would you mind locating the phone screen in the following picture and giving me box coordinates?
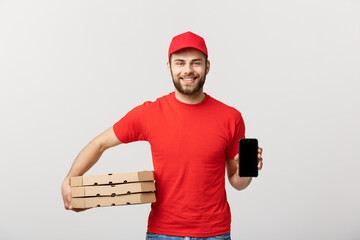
[239,138,258,177]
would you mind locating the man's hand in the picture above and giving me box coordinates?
[61,177,88,212]
[227,147,263,190]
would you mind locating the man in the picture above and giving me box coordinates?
[61,31,263,240]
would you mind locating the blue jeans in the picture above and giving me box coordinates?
[146,232,231,240]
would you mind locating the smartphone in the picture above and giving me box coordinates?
[239,138,258,177]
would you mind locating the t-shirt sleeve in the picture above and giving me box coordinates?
[113,105,148,143]
[226,112,245,160]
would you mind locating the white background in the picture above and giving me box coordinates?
[0,0,359,239]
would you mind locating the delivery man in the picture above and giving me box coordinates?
[61,31,263,240]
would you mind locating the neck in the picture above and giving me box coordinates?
[174,89,206,104]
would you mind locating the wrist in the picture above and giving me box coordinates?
[63,176,71,185]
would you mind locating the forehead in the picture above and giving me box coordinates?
[171,48,205,61]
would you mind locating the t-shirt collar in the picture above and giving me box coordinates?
[170,91,210,109]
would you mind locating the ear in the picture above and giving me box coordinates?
[167,61,171,75]
[205,59,210,75]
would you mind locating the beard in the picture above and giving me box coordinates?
[170,67,207,96]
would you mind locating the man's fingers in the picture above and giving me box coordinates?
[62,191,71,210]
[258,159,263,170]
[72,208,89,212]
[258,147,263,171]
[64,198,71,210]
[258,146,263,171]
[258,147,263,160]
[62,178,74,210]
[66,188,73,209]
[65,202,70,210]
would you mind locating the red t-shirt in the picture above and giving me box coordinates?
[113,92,245,237]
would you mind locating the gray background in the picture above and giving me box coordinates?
[0,0,359,239]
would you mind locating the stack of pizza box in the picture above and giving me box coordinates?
[71,171,156,209]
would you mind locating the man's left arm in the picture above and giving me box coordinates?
[226,147,263,191]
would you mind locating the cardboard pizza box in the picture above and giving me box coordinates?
[71,192,156,208]
[71,171,155,187]
[72,181,156,197]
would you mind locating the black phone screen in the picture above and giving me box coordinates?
[239,138,258,177]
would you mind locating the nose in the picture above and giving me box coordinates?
[183,63,194,75]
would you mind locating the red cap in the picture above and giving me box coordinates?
[168,31,208,60]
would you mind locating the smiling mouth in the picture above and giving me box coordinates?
[181,77,197,84]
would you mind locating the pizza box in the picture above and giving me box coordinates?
[72,181,156,197]
[71,171,154,187]
[71,192,156,208]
